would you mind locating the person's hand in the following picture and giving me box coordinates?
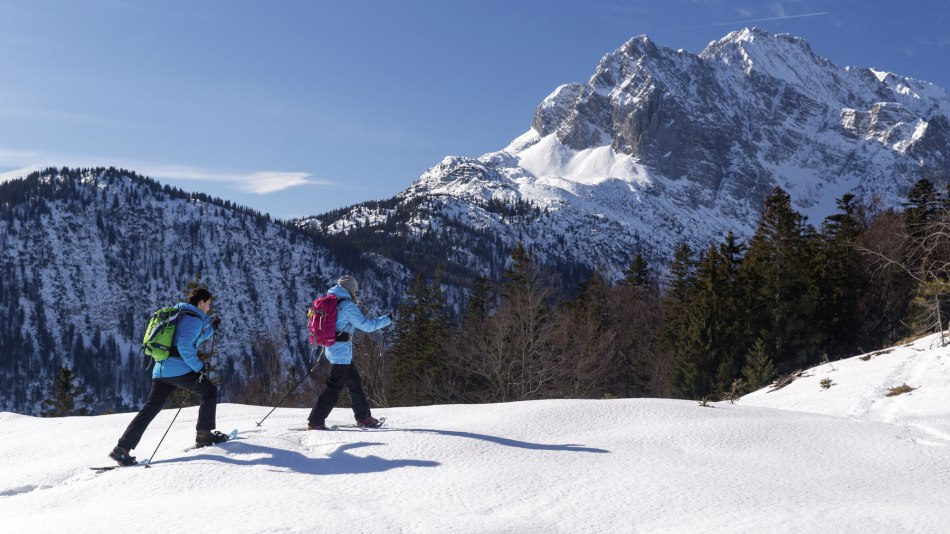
[201,361,212,374]
[210,315,222,331]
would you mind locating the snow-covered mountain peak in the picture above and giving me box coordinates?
[617,33,659,58]
[701,27,835,89]
[309,29,950,282]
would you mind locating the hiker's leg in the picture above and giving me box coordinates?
[117,379,175,451]
[307,363,349,425]
[164,372,219,431]
[345,363,371,420]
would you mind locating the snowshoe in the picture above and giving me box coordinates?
[357,416,383,429]
[195,430,232,448]
[109,446,137,467]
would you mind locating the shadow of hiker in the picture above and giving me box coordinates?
[400,428,609,453]
[156,440,439,475]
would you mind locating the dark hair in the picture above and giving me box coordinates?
[187,288,213,306]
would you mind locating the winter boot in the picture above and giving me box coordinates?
[307,422,329,431]
[357,416,382,428]
[109,446,137,467]
[195,430,231,448]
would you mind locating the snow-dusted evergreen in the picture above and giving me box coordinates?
[302,28,950,280]
[0,168,409,414]
[1,332,948,532]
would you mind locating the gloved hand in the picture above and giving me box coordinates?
[210,315,222,331]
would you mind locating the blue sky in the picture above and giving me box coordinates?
[1,0,948,219]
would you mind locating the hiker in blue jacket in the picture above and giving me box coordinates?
[109,288,230,466]
[307,275,392,430]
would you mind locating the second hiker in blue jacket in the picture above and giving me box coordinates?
[307,275,392,430]
[109,287,231,466]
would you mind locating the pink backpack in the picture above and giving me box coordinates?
[308,295,343,347]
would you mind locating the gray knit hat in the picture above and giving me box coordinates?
[337,275,360,302]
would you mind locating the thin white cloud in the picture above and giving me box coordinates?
[660,11,829,32]
[738,8,754,17]
[127,165,332,195]
[0,164,44,183]
[0,147,328,194]
[0,148,38,162]
[241,171,323,194]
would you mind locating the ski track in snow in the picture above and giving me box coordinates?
[2,333,950,533]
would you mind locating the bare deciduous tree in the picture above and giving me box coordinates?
[858,208,950,346]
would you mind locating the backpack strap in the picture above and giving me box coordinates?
[168,308,203,358]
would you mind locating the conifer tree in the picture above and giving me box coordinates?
[622,253,651,288]
[816,193,866,357]
[659,242,695,397]
[389,271,449,406]
[905,179,939,234]
[464,275,495,323]
[741,338,776,392]
[41,365,92,417]
[673,235,746,399]
[673,246,718,399]
[740,187,820,372]
[712,233,748,392]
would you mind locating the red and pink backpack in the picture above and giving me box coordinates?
[308,295,344,346]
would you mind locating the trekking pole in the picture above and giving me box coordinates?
[255,345,324,427]
[144,334,216,468]
[367,331,386,405]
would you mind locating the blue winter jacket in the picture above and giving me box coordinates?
[324,285,391,365]
[152,303,216,379]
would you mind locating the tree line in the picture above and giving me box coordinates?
[36,177,950,414]
[363,181,948,405]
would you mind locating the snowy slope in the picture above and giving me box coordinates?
[742,331,950,447]
[2,334,950,534]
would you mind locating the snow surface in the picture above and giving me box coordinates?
[2,334,950,533]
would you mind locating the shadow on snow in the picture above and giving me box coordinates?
[149,426,607,475]
[397,428,609,453]
[156,440,439,475]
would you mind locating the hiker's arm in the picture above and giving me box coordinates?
[347,303,392,333]
[175,317,206,373]
[196,322,214,345]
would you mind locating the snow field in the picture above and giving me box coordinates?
[1,385,949,533]
[2,333,950,533]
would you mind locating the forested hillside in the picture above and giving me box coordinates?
[378,183,947,404]
[0,167,409,414]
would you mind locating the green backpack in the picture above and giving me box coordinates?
[142,306,198,361]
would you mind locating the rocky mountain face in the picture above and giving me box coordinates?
[302,28,950,282]
[0,168,409,414]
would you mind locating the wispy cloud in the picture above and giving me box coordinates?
[140,165,330,194]
[0,147,327,194]
[0,164,44,182]
[0,104,139,129]
[659,11,829,32]
[0,148,41,165]
[592,2,651,16]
